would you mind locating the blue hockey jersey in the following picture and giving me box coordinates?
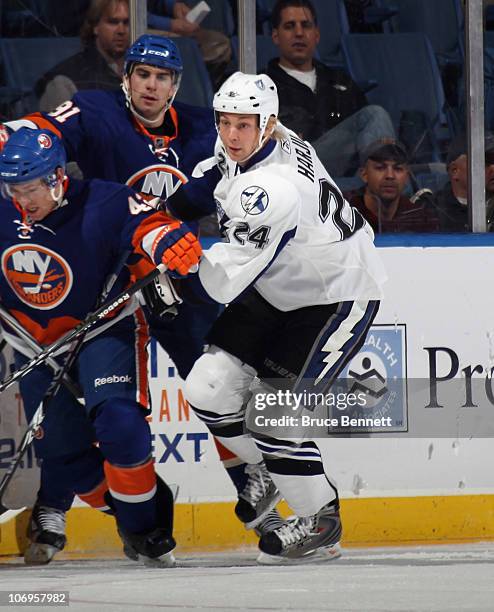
[0,178,175,347]
[9,90,216,209]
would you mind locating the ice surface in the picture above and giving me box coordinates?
[1,543,493,611]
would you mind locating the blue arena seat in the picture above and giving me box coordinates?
[200,0,235,37]
[375,0,464,67]
[342,32,452,161]
[0,37,81,115]
[173,37,213,108]
[311,0,349,69]
[231,34,279,72]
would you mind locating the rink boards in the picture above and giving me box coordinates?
[1,243,494,555]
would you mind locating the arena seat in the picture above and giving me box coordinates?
[341,32,452,161]
[173,37,214,108]
[0,37,81,115]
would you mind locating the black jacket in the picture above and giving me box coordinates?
[35,45,122,100]
[266,57,366,142]
[432,182,470,232]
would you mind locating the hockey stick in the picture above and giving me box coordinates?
[0,304,83,400]
[0,263,166,394]
[0,253,146,500]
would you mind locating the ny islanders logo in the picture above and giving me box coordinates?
[332,324,408,432]
[37,132,53,149]
[2,244,73,310]
[240,186,269,215]
[126,164,188,207]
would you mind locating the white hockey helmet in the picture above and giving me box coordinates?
[213,72,279,161]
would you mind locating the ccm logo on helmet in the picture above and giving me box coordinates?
[148,49,170,57]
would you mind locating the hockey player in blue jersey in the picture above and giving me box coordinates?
[0,35,272,562]
[0,127,202,566]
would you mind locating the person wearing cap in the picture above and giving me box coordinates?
[432,133,494,232]
[345,138,440,233]
[266,0,395,178]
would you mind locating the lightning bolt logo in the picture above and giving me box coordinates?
[315,303,367,385]
[240,186,269,216]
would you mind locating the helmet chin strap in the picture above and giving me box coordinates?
[49,180,65,207]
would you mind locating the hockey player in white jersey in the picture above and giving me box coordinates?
[180,72,387,563]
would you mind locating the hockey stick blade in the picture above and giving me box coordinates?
[0,263,166,394]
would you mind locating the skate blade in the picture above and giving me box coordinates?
[24,543,61,565]
[243,492,283,530]
[256,543,342,566]
[122,544,139,561]
[138,550,176,568]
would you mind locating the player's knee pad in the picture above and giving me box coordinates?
[93,398,152,465]
[185,345,256,428]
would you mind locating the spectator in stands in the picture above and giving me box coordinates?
[35,0,130,112]
[266,0,395,178]
[147,0,231,88]
[345,138,440,233]
[432,133,494,232]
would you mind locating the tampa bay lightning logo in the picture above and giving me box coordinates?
[255,79,265,91]
[240,186,269,216]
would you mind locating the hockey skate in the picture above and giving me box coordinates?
[235,462,282,529]
[118,526,176,567]
[110,474,176,565]
[24,504,67,565]
[256,501,342,565]
[254,508,286,537]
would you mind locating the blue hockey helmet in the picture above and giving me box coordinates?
[124,35,183,76]
[0,128,66,185]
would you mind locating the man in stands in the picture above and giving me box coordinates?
[432,133,494,232]
[36,0,130,112]
[345,139,440,233]
[266,0,395,178]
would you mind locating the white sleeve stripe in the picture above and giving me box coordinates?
[141,226,166,260]
[109,484,157,504]
[5,119,38,131]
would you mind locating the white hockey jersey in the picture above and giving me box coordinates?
[194,124,387,311]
